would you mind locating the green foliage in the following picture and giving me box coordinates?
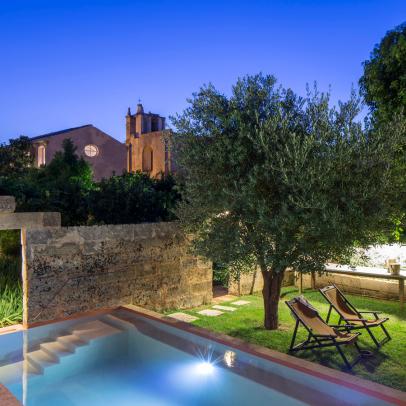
[0,136,33,177]
[0,138,94,226]
[172,73,404,327]
[360,23,406,241]
[88,172,180,225]
[212,263,229,287]
[0,230,20,257]
[0,257,22,327]
[360,22,406,121]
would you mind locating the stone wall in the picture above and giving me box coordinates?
[297,272,401,300]
[24,222,212,325]
[228,269,295,295]
[0,196,60,230]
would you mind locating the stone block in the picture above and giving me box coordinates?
[0,196,16,213]
[0,212,61,230]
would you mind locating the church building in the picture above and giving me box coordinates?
[31,125,127,181]
[126,103,172,177]
[30,103,171,181]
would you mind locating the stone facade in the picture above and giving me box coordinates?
[126,104,172,177]
[30,125,127,181]
[24,222,212,325]
[228,269,295,295]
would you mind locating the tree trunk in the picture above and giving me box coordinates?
[261,267,285,330]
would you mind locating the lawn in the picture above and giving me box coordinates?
[0,257,23,328]
[173,287,406,392]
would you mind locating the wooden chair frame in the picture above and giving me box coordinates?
[320,284,391,348]
[286,298,362,370]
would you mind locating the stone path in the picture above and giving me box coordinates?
[212,305,237,312]
[167,312,199,322]
[231,300,251,306]
[197,309,224,316]
[212,294,238,304]
[167,296,252,323]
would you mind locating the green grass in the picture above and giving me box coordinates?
[171,287,406,392]
[0,257,23,328]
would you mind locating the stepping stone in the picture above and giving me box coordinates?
[212,305,237,312]
[231,300,251,306]
[212,294,238,304]
[197,309,223,317]
[167,312,199,322]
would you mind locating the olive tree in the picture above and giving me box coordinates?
[172,74,404,330]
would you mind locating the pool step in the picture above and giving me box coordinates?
[0,319,125,383]
[26,320,123,375]
[0,360,42,384]
[56,333,88,351]
[40,340,75,357]
[71,320,123,341]
[27,349,58,373]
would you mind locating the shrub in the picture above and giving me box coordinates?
[0,257,22,327]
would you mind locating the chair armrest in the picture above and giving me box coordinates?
[358,311,380,320]
[330,324,355,329]
[358,311,381,314]
[314,333,337,338]
[346,318,368,322]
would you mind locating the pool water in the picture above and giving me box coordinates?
[0,309,393,405]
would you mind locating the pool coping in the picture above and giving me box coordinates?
[0,324,23,336]
[0,384,20,406]
[1,305,405,405]
[120,304,406,406]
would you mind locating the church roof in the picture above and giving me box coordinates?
[30,124,93,141]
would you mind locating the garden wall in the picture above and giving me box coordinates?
[297,272,400,300]
[24,222,212,325]
[228,269,294,295]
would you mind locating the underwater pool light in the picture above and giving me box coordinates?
[196,361,215,375]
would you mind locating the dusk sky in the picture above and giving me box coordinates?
[1,0,405,143]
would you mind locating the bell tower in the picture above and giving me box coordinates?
[125,103,168,177]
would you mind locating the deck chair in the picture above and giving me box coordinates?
[320,285,390,348]
[286,296,362,369]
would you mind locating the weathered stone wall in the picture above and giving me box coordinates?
[0,196,60,230]
[0,212,61,230]
[228,269,295,295]
[24,222,212,325]
[297,272,401,300]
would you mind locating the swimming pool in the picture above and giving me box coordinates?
[0,307,404,405]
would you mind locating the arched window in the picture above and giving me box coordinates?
[38,145,46,166]
[142,146,153,173]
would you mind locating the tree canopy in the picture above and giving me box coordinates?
[172,74,405,329]
[0,136,33,177]
[88,172,179,225]
[360,22,406,121]
[0,139,94,226]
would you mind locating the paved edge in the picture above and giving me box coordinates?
[0,384,21,406]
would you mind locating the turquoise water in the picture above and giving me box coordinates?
[0,310,392,405]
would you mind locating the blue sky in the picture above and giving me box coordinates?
[0,0,405,143]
